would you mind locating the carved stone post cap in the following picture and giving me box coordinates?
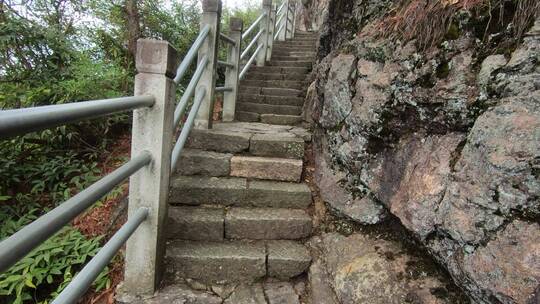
[230,18,244,31]
[203,0,222,12]
[136,39,179,78]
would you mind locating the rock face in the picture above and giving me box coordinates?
[308,233,468,304]
[301,0,540,302]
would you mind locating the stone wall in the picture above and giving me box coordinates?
[300,0,540,302]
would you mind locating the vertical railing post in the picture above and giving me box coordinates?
[222,18,243,122]
[256,0,272,67]
[121,39,178,297]
[286,1,294,40]
[278,0,289,41]
[266,4,277,62]
[291,1,297,38]
[194,0,221,130]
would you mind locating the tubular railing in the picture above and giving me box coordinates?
[0,0,300,302]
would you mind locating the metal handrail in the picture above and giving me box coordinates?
[0,96,155,140]
[239,44,264,80]
[51,207,149,304]
[171,87,207,171]
[0,152,152,273]
[219,33,236,45]
[276,2,286,15]
[276,13,285,28]
[274,24,285,40]
[241,29,265,60]
[174,25,211,84]
[242,12,267,40]
[217,60,234,68]
[173,55,209,128]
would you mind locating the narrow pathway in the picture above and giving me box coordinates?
[131,31,318,303]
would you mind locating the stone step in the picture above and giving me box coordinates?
[250,132,305,158]
[240,79,305,90]
[239,86,304,97]
[239,93,305,106]
[249,66,309,74]
[271,55,314,62]
[268,61,312,68]
[168,206,312,241]
[230,155,302,182]
[273,45,315,51]
[236,111,260,122]
[237,102,302,116]
[261,114,303,125]
[169,176,312,208]
[244,72,307,81]
[166,240,311,283]
[175,149,231,177]
[272,51,316,58]
[275,41,315,46]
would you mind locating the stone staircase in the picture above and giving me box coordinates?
[161,32,318,293]
[236,32,317,126]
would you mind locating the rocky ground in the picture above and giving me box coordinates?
[298,0,539,303]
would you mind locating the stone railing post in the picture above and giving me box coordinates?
[278,0,289,41]
[194,0,221,129]
[266,4,277,62]
[291,1,297,38]
[122,39,178,297]
[286,1,294,40]
[222,18,243,122]
[256,0,272,66]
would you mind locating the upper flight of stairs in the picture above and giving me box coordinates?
[159,32,317,292]
[236,32,317,125]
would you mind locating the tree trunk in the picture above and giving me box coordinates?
[125,0,140,61]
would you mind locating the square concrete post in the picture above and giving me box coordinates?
[122,39,178,297]
[286,2,294,40]
[266,4,277,62]
[194,0,221,129]
[256,0,272,67]
[222,18,243,122]
[278,0,289,41]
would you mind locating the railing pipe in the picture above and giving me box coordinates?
[173,55,209,128]
[0,96,154,140]
[241,29,265,60]
[276,1,286,15]
[51,207,149,304]
[239,44,264,80]
[173,25,210,84]
[171,87,207,172]
[241,12,267,40]
[219,33,236,45]
[274,24,285,40]
[0,152,151,274]
[217,60,234,68]
[278,0,289,41]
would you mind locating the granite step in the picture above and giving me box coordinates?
[240,80,305,90]
[243,72,307,81]
[273,46,315,52]
[239,86,304,97]
[260,114,303,125]
[230,155,303,182]
[166,240,311,283]
[271,55,314,62]
[168,206,312,241]
[237,102,302,116]
[236,111,260,122]
[248,66,310,74]
[268,61,312,68]
[169,176,312,208]
[175,149,232,177]
[275,40,315,46]
[238,94,305,106]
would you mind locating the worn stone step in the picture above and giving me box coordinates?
[236,111,260,122]
[271,55,314,62]
[250,132,305,159]
[267,240,312,279]
[168,206,225,241]
[175,149,232,177]
[268,61,313,68]
[166,240,311,283]
[166,240,266,283]
[238,102,302,116]
[168,206,311,241]
[239,86,304,97]
[226,208,312,240]
[169,176,312,208]
[274,43,315,48]
[186,129,251,153]
[273,46,315,52]
[239,94,304,106]
[230,155,303,182]
[275,41,315,46]
[244,72,307,81]
[240,79,305,90]
[249,66,309,74]
[261,114,303,125]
